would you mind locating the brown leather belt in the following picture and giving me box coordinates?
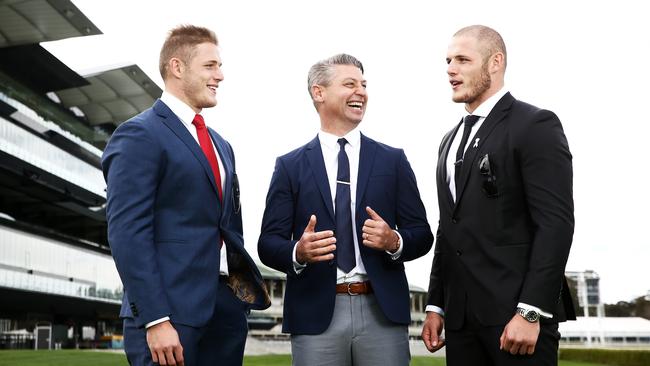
[335,281,373,295]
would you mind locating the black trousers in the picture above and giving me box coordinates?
[123,280,249,366]
[445,305,560,366]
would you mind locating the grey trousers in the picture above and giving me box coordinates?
[291,293,410,366]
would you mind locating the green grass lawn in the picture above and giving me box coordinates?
[0,350,127,366]
[246,356,441,365]
[0,350,610,366]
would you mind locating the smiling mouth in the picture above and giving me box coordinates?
[207,85,218,93]
[347,101,363,110]
[450,80,462,88]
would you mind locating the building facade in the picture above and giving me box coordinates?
[0,0,160,349]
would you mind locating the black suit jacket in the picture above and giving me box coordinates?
[427,93,576,330]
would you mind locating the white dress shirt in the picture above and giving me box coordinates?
[292,128,403,284]
[146,92,229,328]
[428,88,552,319]
[446,88,507,202]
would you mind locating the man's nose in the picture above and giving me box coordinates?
[447,62,457,76]
[214,67,224,82]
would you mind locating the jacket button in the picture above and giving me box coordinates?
[456,250,462,256]
[452,218,458,224]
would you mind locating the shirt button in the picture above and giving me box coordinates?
[456,250,462,256]
[452,218,458,224]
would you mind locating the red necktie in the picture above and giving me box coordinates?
[192,114,223,202]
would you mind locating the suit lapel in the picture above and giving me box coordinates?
[439,123,461,211]
[154,100,222,202]
[454,93,514,209]
[356,133,377,213]
[305,136,335,222]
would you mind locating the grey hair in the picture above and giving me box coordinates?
[307,53,364,101]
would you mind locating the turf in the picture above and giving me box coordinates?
[0,350,611,366]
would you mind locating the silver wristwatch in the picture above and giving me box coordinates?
[516,307,540,323]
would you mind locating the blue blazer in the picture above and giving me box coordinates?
[102,99,269,329]
[258,134,433,335]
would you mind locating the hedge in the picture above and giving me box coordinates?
[559,348,650,366]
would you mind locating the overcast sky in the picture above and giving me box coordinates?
[44,0,650,304]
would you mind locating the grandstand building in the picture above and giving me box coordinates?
[0,0,160,349]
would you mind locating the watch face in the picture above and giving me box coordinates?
[525,310,540,322]
[518,307,540,322]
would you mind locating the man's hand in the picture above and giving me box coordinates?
[499,313,540,355]
[296,215,336,264]
[421,311,446,353]
[362,207,399,252]
[146,321,184,366]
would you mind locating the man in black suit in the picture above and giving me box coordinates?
[421,25,576,366]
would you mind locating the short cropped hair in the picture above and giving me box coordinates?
[454,25,507,69]
[159,25,218,80]
[307,53,364,101]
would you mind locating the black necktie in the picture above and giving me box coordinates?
[454,115,480,193]
[335,138,355,272]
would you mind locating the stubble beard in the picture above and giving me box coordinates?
[453,63,491,105]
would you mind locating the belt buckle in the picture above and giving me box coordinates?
[347,282,359,296]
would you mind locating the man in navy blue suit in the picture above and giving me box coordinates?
[102,25,269,366]
[258,54,433,365]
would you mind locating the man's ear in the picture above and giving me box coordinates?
[489,52,504,74]
[169,57,184,79]
[311,84,325,103]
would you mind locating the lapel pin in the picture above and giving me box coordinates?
[473,137,480,148]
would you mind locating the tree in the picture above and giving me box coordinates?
[604,297,650,319]
[605,301,633,317]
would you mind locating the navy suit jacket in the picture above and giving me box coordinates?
[258,133,433,335]
[102,99,269,329]
[427,93,576,330]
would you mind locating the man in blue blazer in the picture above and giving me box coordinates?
[258,54,433,366]
[102,25,269,366]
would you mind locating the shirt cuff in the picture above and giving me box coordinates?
[425,305,445,317]
[518,302,553,319]
[145,316,170,329]
[292,242,306,274]
[385,230,404,260]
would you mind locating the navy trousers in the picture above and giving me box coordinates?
[123,280,249,366]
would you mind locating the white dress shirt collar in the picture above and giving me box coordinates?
[160,91,198,128]
[467,87,508,118]
[318,127,361,150]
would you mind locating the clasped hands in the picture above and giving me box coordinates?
[296,206,399,264]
